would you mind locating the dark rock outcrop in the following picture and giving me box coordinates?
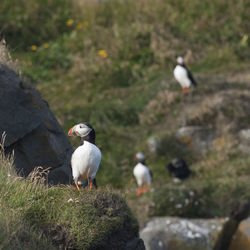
[214,200,250,250]
[229,217,250,250]
[0,64,73,184]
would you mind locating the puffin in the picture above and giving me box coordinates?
[166,158,191,180]
[68,122,101,191]
[173,56,197,94]
[133,152,152,196]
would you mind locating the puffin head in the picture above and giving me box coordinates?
[134,152,146,164]
[68,122,96,143]
[177,56,185,65]
[171,158,185,169]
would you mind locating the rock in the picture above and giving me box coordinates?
[140,217,228,250]
[0,64,73,184]
[176,126,216,153]
[125,238,145,250]
[238,129,250,154]
[229,217,250,250]
[147,136,161,154]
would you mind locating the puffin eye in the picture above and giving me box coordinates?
[79,125,83,128]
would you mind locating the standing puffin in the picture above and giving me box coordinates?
[68,122,101,191]
[173,56,197,94]
[166,158,191,180]
[133,152,152,196]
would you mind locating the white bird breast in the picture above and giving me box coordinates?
[71,141,101,181]
[174,65,192,88]
[133,163,151,187]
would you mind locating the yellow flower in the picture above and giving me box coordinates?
[83,21,89,27]
[76,23,83,30]
[240,34,248,47]
[98,50,108,58]
[66,19,74,26]
[43,43,49,49]
[30,45,37,51]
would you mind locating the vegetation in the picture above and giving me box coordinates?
[0,135,138,249]
[0,0,250,235]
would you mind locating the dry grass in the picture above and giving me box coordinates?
[0,40,18,71]
[183,90,250,130]
[139,89,178,125]
[27,166,51,185]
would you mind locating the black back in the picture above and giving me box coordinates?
[80,122,96,144]
[182,64,197,87]
[137,158,153,180]
[166,158,191,179]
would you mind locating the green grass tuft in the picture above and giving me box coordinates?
[0,136,138,249]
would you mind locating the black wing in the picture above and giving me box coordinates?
[187,68,197,87]
[166,163,175,175]
[149,169,153,180]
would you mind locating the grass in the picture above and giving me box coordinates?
[126,144,250,225]
[0,135,139,249]
[0,0,250,231]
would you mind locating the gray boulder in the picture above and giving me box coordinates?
[147,136,161,154]
[238,129,250,154]
[0,64,73,184]
[140,217,228,250]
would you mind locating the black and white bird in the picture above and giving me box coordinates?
[133,152,152,196]
[68,122,101,191]
[173,56,197,94]
[166,158,190,180]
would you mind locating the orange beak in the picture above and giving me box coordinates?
[68,126,77,136]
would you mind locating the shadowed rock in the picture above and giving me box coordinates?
[0,64,73,184]
[229,217,250,250]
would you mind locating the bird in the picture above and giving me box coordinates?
[166,158,191,180]
[133,152,152,196]
[173,56,197,94]
[68,122,101,191]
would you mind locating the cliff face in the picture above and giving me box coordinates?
[0,64,73,184]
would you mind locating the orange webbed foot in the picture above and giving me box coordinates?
[182,87,190,94]
[75,181,80,191]
[89,180,93,191]
[142,186,150,193]
[136,187,143,196]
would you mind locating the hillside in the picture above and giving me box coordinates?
[0,136,141,249]
[1,0,250,229]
